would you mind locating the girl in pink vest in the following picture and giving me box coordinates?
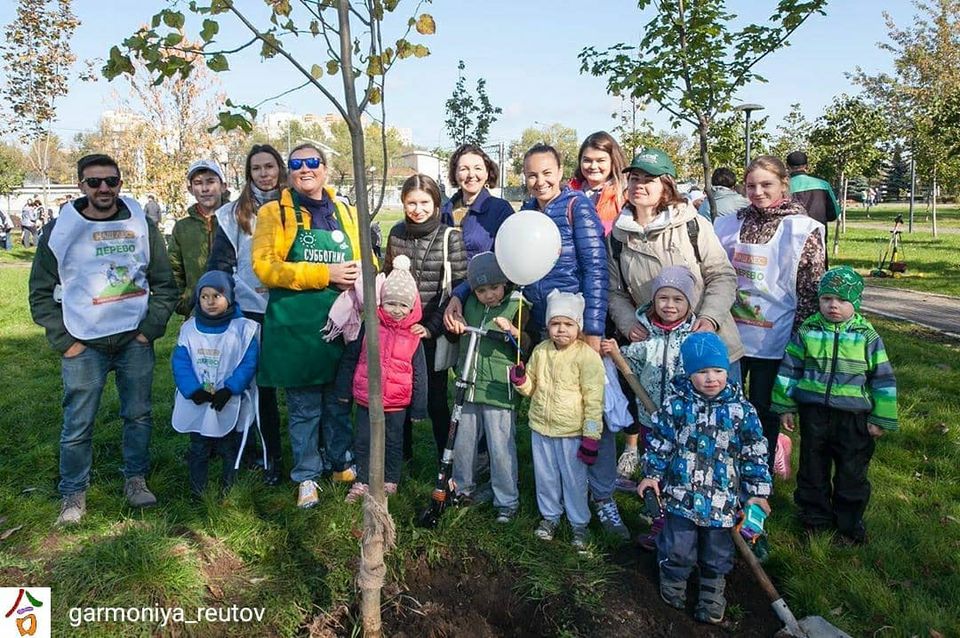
[343,256,428,502]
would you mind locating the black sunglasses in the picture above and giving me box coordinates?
[82,176,121,188]
[288,157,323,171]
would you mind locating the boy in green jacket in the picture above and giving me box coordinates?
[450,252,528,523]
[772,266,897,545]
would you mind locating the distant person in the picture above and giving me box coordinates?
[0,208,13,250]
[699,167,749,220]
[144,195,162,226]
[170,160,225,317]
[28,153,178,526]
[20,199,39,248]
[786,151,839,248]
[685,187,706,211]
[772,267,898,545]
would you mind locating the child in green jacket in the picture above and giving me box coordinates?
[772,266,897,545]
[450,252,528,523]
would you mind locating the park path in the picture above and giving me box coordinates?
[862,285,960,338]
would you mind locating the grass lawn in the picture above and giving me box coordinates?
[831,224,960,296]
[1,254,958,636]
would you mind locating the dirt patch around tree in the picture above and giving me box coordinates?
[379,545,784,637]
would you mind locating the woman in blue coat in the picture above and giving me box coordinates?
[440,143,514,261]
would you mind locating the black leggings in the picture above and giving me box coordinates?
[403,338,451,459]
[740,356,782,473]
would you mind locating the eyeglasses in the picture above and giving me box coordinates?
[82,176,121,188]
[288,157,323,171]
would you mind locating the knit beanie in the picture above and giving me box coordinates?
[818,266,864,310]
[194,270,236,323]
[381,255,418,309]
[680,332,729,373]
[468,251,508,289]
[546,289,585,328]
[651,265,699,308]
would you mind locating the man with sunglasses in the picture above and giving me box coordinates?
[169,159,226,317]
[28,154,178,526]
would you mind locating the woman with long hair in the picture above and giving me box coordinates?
[208,144,286,485]
[714,155,825,472]
[568,131,627,236]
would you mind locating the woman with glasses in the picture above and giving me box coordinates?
[208,144,286,485]
[252,142,368,509]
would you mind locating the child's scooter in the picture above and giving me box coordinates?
[417,325,486,528]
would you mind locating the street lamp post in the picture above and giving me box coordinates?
[734,103,765,169]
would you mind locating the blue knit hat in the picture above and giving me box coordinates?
[194,270,235,322]
[680,332,729,373]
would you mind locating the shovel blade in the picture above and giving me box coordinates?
[798,616,853,638]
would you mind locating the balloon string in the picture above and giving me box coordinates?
[516,287,523,366]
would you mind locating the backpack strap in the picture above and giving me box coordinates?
[608,233,627,292]
[686,218,702,263]
[440,226,459,298]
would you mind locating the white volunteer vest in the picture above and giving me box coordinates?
[715,214,823,359]
[172,316,259,438]
[215,202,268,314]
[47,196,150,340]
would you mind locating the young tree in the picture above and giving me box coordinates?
[807,94,887,254]
[852,0,960,236]
[707,111,771,173]
[443,59,503,147]
[611,95,655,158]
[508,123,579,180]
[0,0,79,203]
[883,142,911,201]
[579,0,827,219]
[105,3,434,635]
[769,102,812,162]
[0,143,27,197]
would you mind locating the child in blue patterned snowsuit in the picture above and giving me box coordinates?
[637,332,771,625]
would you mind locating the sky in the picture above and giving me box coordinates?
[0,0,919,151]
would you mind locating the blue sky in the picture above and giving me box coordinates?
[1,0,916,149]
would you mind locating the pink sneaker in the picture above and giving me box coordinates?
[774,434,793,479]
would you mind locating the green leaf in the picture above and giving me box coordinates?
[367,55,384,76]
[310,63,323,79]
[164,32,184,47]
[310,20,319,36]
[368,87,382,105]
[151,13,162,28]
[413,44,430,58]
[210,0,230,14]
[200,19,219,42]
[326,60,339,75]
[207,53,229,72]
[102,46,134,80]
[162,10,185,29]
[415,13,436,35]
[261,33,280,59]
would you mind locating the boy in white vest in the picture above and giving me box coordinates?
[172,271,260,496]
[29,153,179,526]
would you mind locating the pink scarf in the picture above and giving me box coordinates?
[322,272,384,343]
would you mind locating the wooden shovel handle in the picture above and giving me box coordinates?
[607,348,658,415]
[732,527,782,602]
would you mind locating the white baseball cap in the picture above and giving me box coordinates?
[186,159,225,183]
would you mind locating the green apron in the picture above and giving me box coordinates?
[259,194,353,388]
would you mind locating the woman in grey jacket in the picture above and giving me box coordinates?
[605,148,742,488]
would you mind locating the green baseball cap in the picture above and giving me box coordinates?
[623,148,676,178]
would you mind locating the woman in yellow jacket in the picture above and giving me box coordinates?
[511,291,605,552]
[251,143,369,509]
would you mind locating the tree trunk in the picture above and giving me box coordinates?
[337,3,394,636]
[932,167,938,238]
[832,170,846,257]
[697,118,715,221]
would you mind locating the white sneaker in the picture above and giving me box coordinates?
[297,480,321,509]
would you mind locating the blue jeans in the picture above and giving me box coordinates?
[286,383,353,482]
[59,340,155,496]
[1,232,11,250]
[657,513,735,581]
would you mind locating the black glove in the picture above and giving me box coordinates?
[189,389,213,405]
[210,388,233,411]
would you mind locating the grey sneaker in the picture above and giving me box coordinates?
[571,525,590,553]
[594,498,630,540]
[534,518,558,541]
[124,476,157,508]
[56,492,86,526]
[495,508,517,524]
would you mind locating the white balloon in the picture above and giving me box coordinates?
[494,210,562,286]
